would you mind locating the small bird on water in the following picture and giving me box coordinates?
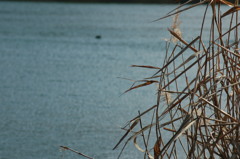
[95,35,101,39]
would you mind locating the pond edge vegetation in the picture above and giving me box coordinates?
[113,0,240,158]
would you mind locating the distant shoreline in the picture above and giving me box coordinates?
[2,0,236,4]
[0,0,197,4]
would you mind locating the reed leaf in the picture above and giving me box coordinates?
[131,65,161,69]
[123,80,158,94]
[221,6,240,18]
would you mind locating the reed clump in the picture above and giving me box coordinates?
[114,0,240,158]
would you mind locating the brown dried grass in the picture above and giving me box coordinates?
[114,0,240,158]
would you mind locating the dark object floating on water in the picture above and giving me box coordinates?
[95,35,101,39]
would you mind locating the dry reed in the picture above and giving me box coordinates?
[60,146,94,159]
[114,0,240,158]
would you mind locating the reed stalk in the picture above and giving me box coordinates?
[114,0,240,158]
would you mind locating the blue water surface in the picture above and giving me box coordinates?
[0,1,230,159]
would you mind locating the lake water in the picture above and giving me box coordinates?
[0,1,231,159]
